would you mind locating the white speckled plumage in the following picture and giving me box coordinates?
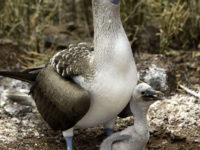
[50,42,93,78]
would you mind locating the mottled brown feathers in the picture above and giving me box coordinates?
[50,42,93,77]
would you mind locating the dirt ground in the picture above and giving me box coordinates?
[0,114,199,150]
[0,40,200,150]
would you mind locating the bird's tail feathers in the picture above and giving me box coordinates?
[0,66,44,82]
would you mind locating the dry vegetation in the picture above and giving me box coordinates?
[0,0,200,67]
[0,0,200,52]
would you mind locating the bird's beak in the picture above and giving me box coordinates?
[109,0,120,5]
[143,89,163,101]
[154,90,163,100]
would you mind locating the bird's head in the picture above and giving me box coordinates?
[133,82,162,104]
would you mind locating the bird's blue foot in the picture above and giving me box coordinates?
[106,128,114,136]
[64,136,73,150]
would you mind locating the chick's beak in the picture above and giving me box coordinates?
[143,89,163,100]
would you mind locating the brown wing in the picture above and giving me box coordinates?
[31,43,93,130]
[31,65,90,130]
[50,42,93,77]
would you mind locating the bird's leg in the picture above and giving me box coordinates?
[62,128,74,150]
[104,118,115,136]
[65,137,73,150]
[106,128,114,136]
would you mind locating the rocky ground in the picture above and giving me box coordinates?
[0,40,200,150]
[0,78,199,150]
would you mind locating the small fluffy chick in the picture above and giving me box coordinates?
[100,83,161,150]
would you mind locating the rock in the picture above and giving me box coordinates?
[147,93,200,143]
[4,103,32,116]
[144,64,168,91]
[0,93,8,107]
[136,53,177,95]
[4,104,20,116]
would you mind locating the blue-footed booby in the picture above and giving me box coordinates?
[0,0,137,149]
[100,83,161,150]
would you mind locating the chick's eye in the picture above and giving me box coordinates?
[141,91,145,95]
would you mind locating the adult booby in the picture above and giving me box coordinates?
[100,83,161,150]
[0,0,137,149]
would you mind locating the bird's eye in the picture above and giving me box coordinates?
[141,91,145,95]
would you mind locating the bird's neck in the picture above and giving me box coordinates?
[92,1,131,68]
[130,98,149,135]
